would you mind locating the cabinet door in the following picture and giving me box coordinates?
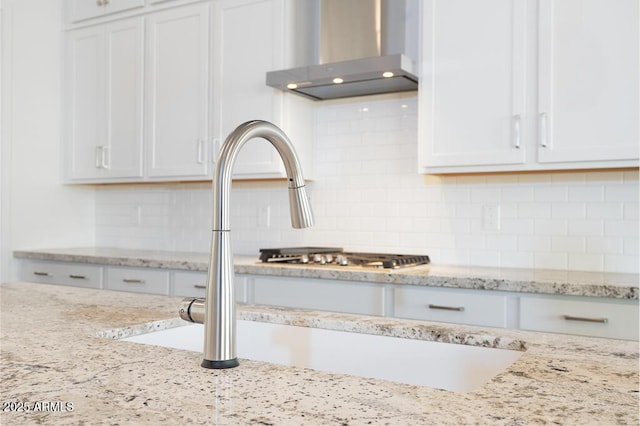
[104,266,170,295]
[21,260,103,289]
[212,0,286,178]
[419,0,527,170]
[520,295,639,341]
[145,4,210,178]
[394,286,508,328]
[537,0,639,164]
[251,276,384,316]
[64,25,106,180]
[104,18,144,178]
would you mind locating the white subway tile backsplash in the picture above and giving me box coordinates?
[94,94,639,273]
[568,253,604,272]
[551,236,586,253]
[567,219,602,237]
[551,203,586,219]
[587,203,624,220]
[534,186,568,202]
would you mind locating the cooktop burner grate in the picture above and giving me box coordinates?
[258,247,430,269]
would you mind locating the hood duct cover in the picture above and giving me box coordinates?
[267,0,419,101]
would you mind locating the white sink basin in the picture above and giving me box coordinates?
[122,320,523,393]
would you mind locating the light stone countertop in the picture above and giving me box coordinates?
[0,282,638,425]
[14,247,640,299]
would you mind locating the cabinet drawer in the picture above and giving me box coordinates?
[173,271,208,298]
[105,267,169,295]
[394,287,507,328]
[173,271,247,302]
[21,261,102,289]
[520,296,639,341]
[252,276,384,316]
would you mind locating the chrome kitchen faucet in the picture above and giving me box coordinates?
[179,120,314,369]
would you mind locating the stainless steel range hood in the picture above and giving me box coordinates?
[267,0,419,101]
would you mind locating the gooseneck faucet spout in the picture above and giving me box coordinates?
[197,120,313,369]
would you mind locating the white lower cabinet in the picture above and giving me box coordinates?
[20,261,103,289]
[172,271,247,302]
[104,266,170,295]
[519,295,639,341]
[249,275,384,316]
[18,259,638,340]
[173,271,208,298]
[394,286,508,328]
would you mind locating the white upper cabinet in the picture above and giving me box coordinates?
[64,17,144,181]
[62,0,312,183]
[66,0,145,23]
[419,0,639,173]
[212,0,312,179]
[537,0,639,164]
[419,0,527,169]
[145,4,211,178]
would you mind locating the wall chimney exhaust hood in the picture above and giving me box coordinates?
[266,0,419,101]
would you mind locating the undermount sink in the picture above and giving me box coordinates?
[122,320,523,393]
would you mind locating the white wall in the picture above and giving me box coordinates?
[1,0,95,281]
[95,93,639,274]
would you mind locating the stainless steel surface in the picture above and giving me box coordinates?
[562,315,609,324]
[201,120,314,369]
[266,0,419,100]
[122,278,145,284]
[428,304,465,312]
[179,297,205,324]
[259,248,430,269]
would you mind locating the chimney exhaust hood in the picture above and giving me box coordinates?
[266,0,419,101]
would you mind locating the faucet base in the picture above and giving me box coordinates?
[201,358,239,369]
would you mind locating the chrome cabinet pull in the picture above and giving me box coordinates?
[562,315,608,324]
[101,146,110,169]
[69,274,87,280]
[197,139,206,164]
[122,278,145,284]
[33,271,52,277]
[513,114,521,149]
[427,304,465,312]
[194,284,207,289]
[539,112,548,148]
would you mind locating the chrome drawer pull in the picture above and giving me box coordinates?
[194,284,207,289]
[69,274,87,280]
[427,304,465,312]
[562,315,608,324]
[122,279,145,284]
[33,271,52,277]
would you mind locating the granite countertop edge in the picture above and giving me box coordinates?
[13,247,640,299]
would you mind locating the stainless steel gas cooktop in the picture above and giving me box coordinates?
[259,247,430,269]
